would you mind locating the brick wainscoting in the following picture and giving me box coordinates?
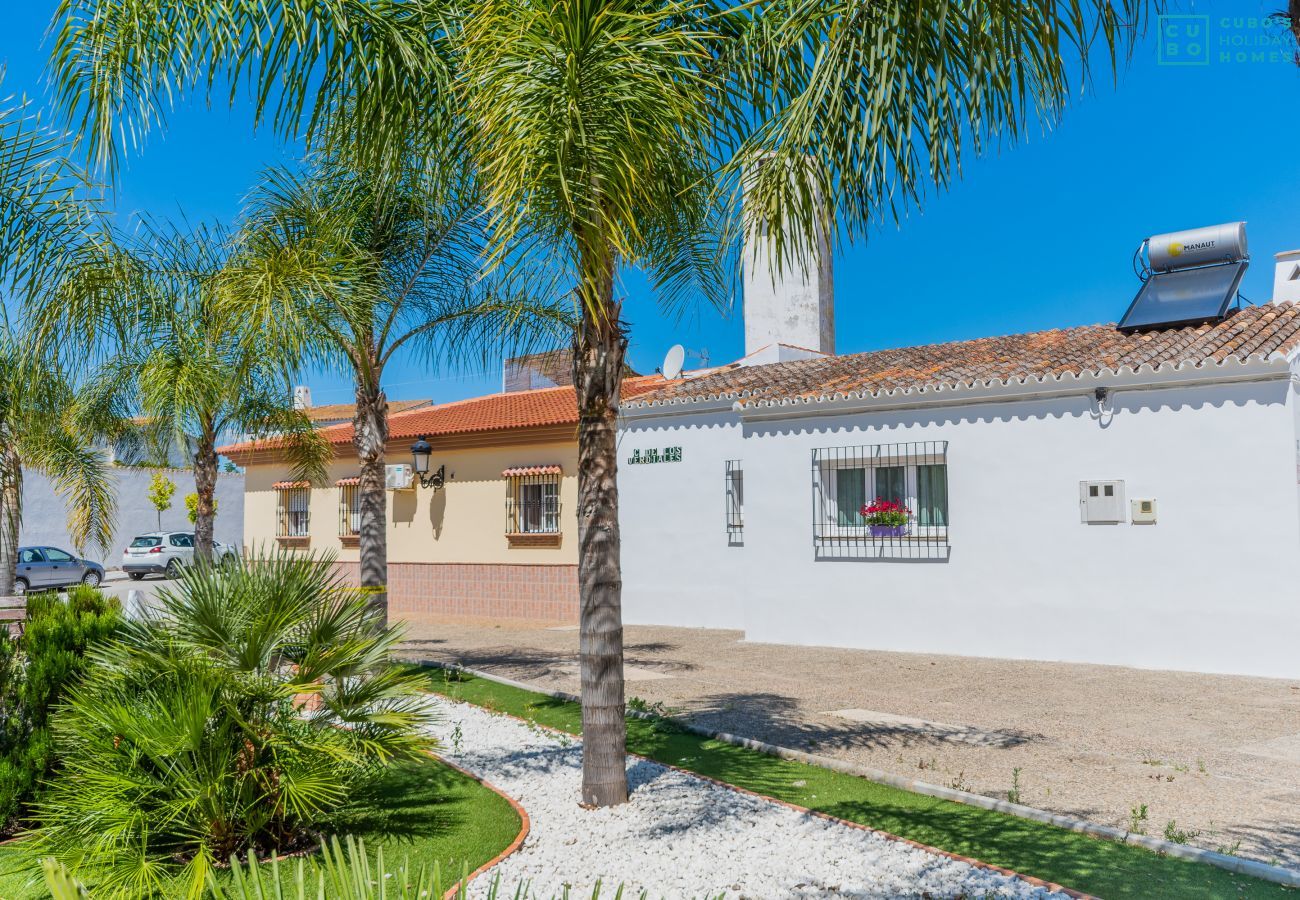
[334,561,578,623]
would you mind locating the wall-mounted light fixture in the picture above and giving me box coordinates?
[410,435,446,490]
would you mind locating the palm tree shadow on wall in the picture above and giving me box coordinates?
[426,486,447,540]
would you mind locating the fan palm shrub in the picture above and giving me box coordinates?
[24,552,437,899]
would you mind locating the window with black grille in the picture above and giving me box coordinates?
[338,480,361,536]
[811,441,949,559]
[725,460,744,544]
[506,471,561,534]
[275,484,311,538]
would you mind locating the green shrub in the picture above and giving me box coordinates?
[26,552,437,898]
[0,586,121,834]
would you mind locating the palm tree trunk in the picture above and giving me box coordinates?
[192,441,218,562]
[574,263,629,808]
[0,449,21,596]
[353,385,389,624]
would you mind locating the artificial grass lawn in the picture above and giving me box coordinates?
[0,752,520,899]
[421,667,1296,900]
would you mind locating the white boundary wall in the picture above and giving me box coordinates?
[20,467,245,567]
[618,366,1300,678]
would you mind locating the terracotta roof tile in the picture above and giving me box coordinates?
[219,377,664,455]
[628,304,1300,410]
[300,399,430,422]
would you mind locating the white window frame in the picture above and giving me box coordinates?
[815,453,947,540]
[725,460,744,542]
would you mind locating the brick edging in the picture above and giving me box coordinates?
[435,752,532,900]
[419,661,1091,899]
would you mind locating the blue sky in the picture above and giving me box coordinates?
[5,2,1300,405]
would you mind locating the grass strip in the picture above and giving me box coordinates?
[0,752,521,899]
[421,666,1296,900]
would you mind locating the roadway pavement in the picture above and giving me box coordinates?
[100,571,171,616]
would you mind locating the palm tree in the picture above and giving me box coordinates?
[38,220,330,562]
[50,0,1150,807]
[222,155,567,620]
[0,79,121,596]
[0,328,124,596]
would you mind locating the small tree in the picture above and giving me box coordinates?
[184,491,216,525]
[146,472,175,530]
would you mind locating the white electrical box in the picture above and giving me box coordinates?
[1079,480,1125,523]
[385,464,414,491]
[1131,498,1157,524]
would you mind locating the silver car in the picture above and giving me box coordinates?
[122,531,239,580]
[13,546,106,595]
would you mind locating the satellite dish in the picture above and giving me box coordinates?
[662,344,686,380]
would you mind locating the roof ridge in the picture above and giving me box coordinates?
[625,304,1300,413]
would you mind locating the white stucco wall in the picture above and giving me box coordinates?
[619,373,1300,678]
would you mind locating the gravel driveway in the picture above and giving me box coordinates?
[401,619,1300,870]
[430,695,1067,898]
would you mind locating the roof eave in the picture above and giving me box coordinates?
[619,396,745,420]
[738,354,1292,422]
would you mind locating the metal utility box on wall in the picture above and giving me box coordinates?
[385,464,415,491]
[1080,480,1125,523]
[1131,498,1158,524]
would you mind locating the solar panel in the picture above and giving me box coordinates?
[1118,260,1248,332]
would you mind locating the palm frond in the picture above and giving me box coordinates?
[731,0,1150,266]
[50,0,457,177]
[0,77,104,305]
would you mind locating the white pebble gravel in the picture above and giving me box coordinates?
[428,698,1067,899]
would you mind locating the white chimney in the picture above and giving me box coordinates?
[742,161,834,359]
[293,385,313,410]
[1273,250,1300,305]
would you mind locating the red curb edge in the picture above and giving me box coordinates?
[435,751,531,900]
[432,693,1093,900]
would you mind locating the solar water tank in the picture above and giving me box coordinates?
[1147,222,1247,272]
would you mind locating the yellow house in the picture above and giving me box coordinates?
[219,379,660,623]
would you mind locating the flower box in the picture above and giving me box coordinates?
[860,497,912,538]
[868,524,910,538]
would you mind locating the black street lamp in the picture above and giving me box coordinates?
[409,435,446,490]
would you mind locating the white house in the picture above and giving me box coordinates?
[618,235,1300,679]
